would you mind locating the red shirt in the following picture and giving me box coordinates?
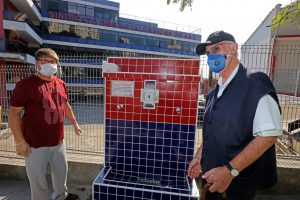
[10,75,68,148]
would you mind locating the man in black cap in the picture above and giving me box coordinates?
[188,31,282,200]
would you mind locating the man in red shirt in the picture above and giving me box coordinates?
[9,48,81,200]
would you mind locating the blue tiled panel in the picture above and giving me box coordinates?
[93,167,199,199]
[105,119,195,180]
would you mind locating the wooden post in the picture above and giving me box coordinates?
[0,105,2,124]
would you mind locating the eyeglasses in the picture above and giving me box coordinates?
[205,42,232,56]
[37,58,57,64]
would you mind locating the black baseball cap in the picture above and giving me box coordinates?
[196,30,236,55]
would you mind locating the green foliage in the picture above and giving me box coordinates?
[166,0,194,11]
[272,0,300,29]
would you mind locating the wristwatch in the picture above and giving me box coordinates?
[226,162,239,177]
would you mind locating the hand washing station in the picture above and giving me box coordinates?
[93,57,200,200]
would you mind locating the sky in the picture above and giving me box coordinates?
[114,0,294,44]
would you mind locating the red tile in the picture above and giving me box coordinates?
[173,100,182,107]
[166,91,174,99]
[126,113,134,121]
[181,117,189,124]
[149,114,157,122]
[172,116,181,124]
[174,92,183,100]
[126,105,134,113]
[165,107,173,115]
[117,112,125,120]
[133,113,141,121]
[156,106,165,115]
[182,100,191,108]
[110,111,118,119]
[183,92,192,100]
[141,114,149,122]
[192,68,199,75]
[165,99,174,107]
[190,109,197,117]
[189,117,196,124]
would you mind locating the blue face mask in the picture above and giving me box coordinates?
[207,53,227,73]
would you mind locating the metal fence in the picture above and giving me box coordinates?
[0,44,300,164]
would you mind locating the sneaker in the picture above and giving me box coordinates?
[65,193,79,200]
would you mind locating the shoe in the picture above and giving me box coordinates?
[65,193,79,200]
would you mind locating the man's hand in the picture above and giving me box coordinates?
[16,140,31,157]
[202,166,233,193]
[187,157,202,178]
[73,124,82,135]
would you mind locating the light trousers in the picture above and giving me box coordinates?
[25,141,68,200]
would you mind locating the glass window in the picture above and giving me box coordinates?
[68,3,77,14]
[76,26,85,38]
[59,2,68,12]
[48,0,59,11]
[102,30,111,41]
[134,35,144,46]
[94,8,102,18]
[86,6,94,17]
[78,5,85,16]
[95,30,100,40]
[146,37,159,48]
[159,40,166,49]
[49,22,59,33]
[86,27,95,39]
[58,23,70,33]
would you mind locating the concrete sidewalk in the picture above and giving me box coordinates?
[0,180,92,200]
[0,156,101,200]
[1,179,300,200]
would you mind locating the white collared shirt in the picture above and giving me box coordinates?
[216,65,282,137]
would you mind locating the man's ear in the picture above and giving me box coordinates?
[231,43,238,55]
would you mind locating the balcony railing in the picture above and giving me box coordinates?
[3,10,42,35]
[0,39,35,56]
[42,35,195,56]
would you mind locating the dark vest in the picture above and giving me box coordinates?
[201,64,280,194]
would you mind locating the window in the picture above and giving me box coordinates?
[86,6,94,17]
[94,7,103,19]
[86,27,95,39]
[77,5,85,16]
[76,26,85,38]
[101,30,112,41]
[95,30,100,40]
[48,0,58,11]
[68,3,77,14]
[58,23,70,34]
[49,22,59,33]
[59,2,68,12]
[146,37,159,48]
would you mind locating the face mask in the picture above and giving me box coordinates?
[39,63,57,77]
[207,53,227,73]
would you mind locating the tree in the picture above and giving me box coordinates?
[272,0,300,29]
[166,0,193,11]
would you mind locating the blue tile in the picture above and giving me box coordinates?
[152,193,162,199]
[162,193,172,199]
[155,138,163,146]
[110,119,118,126]
[93,192,99,199]
[93,185,99,192]
[118,120,125,127]
[134,190,143,197]
[181,124,189,132]
[125,120,133,127]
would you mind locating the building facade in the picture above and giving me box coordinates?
[0,0,201,64]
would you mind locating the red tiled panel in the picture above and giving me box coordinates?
[107,57,199,75]
[104,58,200,125]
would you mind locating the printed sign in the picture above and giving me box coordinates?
[111,81,134,97]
